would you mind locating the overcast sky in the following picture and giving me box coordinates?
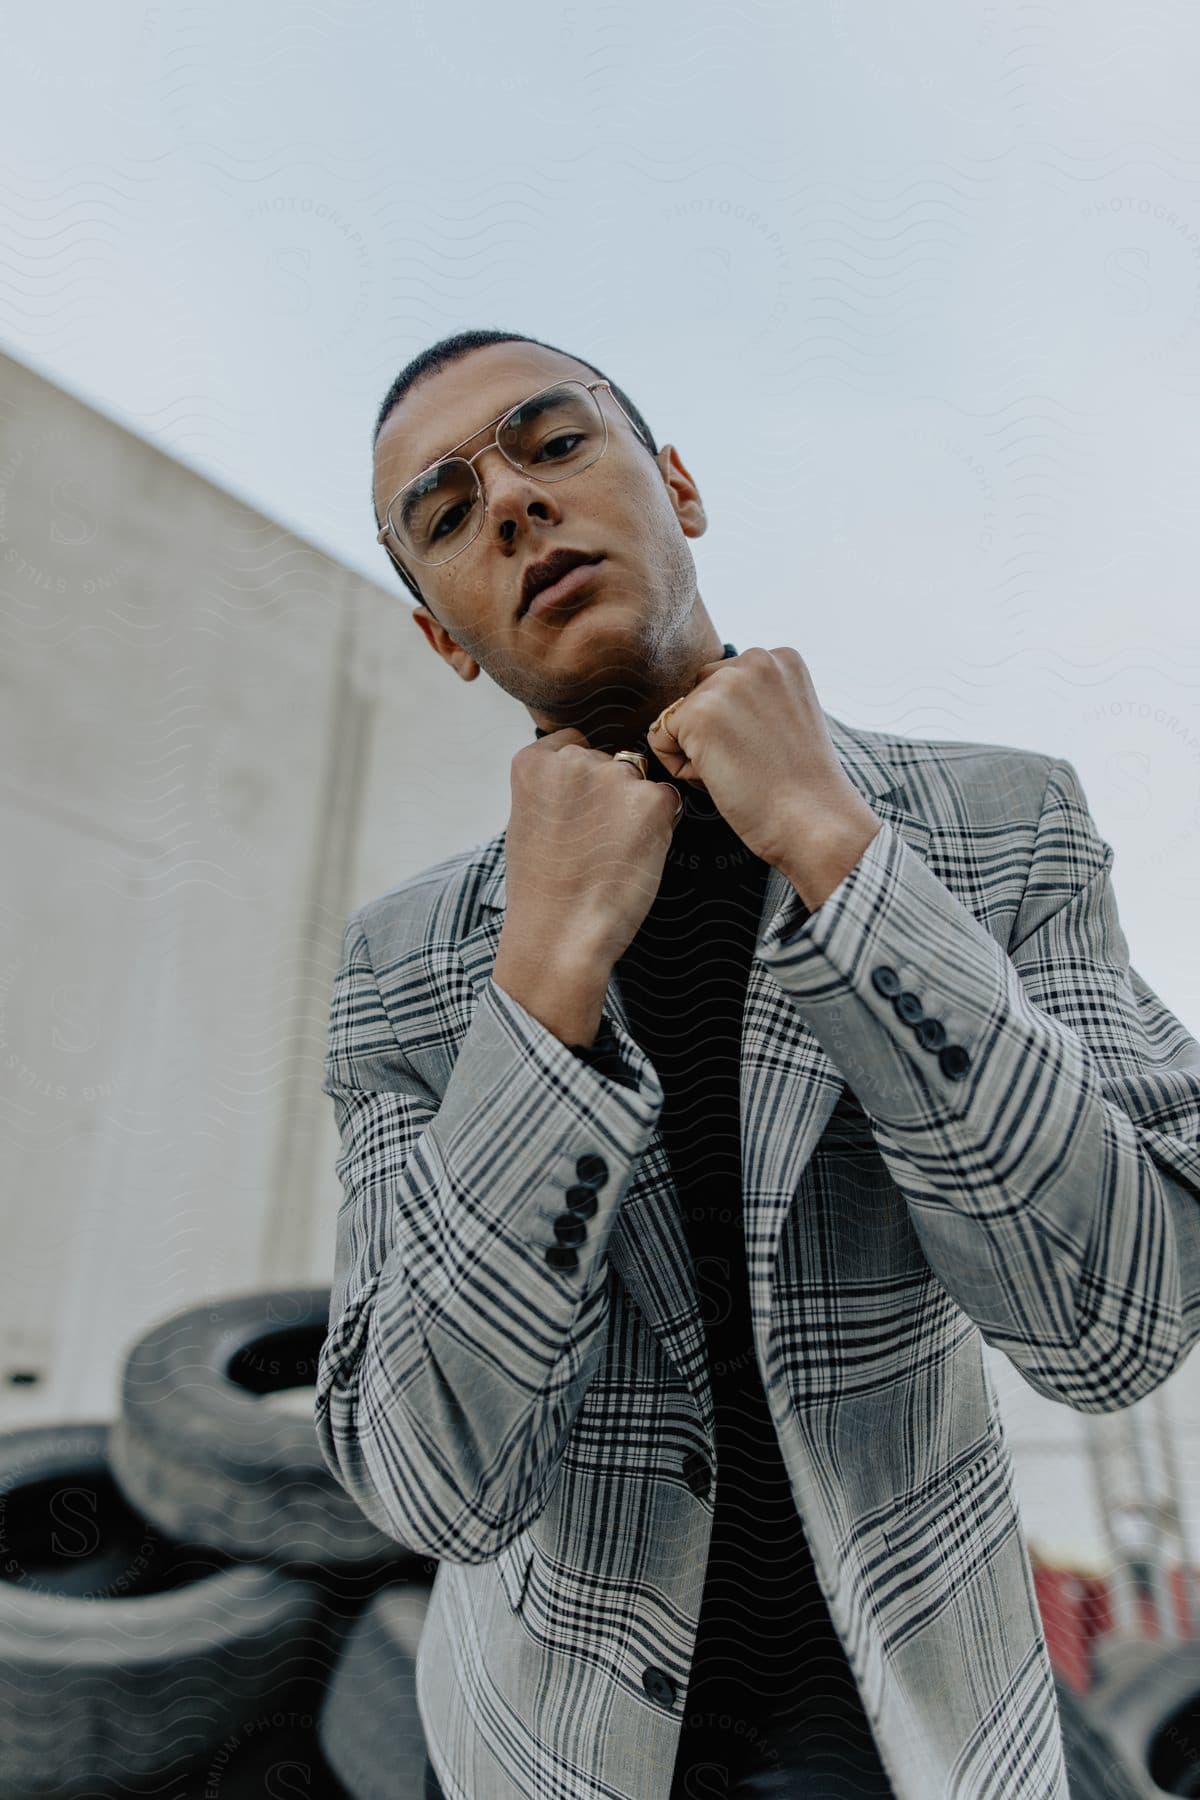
[4,1,1200,1017]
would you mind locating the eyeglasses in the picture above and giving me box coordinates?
[375,378,652,573]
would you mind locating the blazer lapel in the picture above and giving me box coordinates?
[739,787,932,1399]
[455,713,931,1450]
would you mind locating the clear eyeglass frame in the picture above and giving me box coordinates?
[375,378,652,571]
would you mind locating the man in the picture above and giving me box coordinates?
[315,328,1200,1799]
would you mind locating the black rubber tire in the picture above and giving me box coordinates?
[317,1582,433,1800]
[140,1692,356,1800]
[1090,1637,1200,1797]
[0,1420,330,1800]
[108,1287,414,1567]
[1053,1671,1165,1798]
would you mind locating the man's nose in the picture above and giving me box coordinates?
[473,445,558,534]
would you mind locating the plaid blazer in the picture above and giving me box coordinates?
[315,711,1200,1800]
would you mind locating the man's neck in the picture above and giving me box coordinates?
[532,642,739,752]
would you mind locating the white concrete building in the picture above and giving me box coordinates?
[0,348,521,1425]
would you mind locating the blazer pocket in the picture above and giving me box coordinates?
[493,1533,535,1615]
[880,1436,1008,1556]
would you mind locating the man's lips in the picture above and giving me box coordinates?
[523,556,605,619]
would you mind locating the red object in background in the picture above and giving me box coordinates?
[1034,1560,1200,1689]
[1033,1565,1114,1692]
[1170,1565,1199,1638]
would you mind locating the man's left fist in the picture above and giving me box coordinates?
[644,645,884,908]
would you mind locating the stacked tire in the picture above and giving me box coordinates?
[318,1585,433,1800]
[0,1289,433,1799]
[1088,1636,1200,1798]
[1052,1669,1165,1798]
[7,1285,1195,1797]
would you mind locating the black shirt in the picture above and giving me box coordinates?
[535,647,895,1796]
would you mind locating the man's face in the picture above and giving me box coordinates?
[372,341,714,736]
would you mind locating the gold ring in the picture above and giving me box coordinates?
[612,750,648,778]
[650,697,685,743]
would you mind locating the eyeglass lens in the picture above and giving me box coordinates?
[388,383,606,566]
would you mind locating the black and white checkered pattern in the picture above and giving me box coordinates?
[316,711,1200,1800]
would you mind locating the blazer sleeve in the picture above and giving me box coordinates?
[755,755,1200,1414]
[316,914,665,1562]
[565,1015,641,1090]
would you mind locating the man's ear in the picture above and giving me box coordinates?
[410,606,480,681]
[656,443,707,541]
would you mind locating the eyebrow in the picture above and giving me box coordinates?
[411,384,574,484]
[415,398,513,478]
